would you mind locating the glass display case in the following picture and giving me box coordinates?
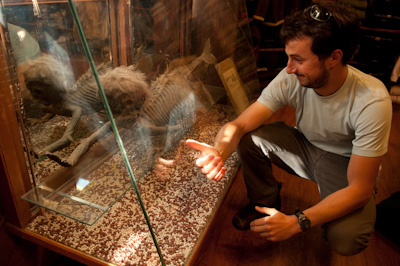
[0,0,259,265]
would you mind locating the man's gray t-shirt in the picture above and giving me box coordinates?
[257,65,392,158]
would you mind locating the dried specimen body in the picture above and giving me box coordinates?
[57,66,151,167]
[22,54,150,161]
[138,39,217,155]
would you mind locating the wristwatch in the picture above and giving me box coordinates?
[295,208,311,231]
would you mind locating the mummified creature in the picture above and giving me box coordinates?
[22,54,150,161]
[23,39,217,167]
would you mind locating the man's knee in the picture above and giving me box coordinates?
[323,197,376,256]
[324,223,373,256]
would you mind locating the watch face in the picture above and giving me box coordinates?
[297,213,311,231]
[295,210,311,231]
[300,217,311,229]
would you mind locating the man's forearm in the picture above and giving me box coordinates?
[213,101,275,162]
[214,122,245,162]
[303,186,372,228]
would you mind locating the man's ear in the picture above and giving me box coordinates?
[330,49,343,67]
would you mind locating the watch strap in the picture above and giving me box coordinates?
[294,208,311,231]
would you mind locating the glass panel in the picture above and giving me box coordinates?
[0,0,133,225]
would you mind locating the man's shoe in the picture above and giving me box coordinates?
[232,203,267,230]
[232,182,282,231]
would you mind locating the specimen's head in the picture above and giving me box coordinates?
[22,54,74,105]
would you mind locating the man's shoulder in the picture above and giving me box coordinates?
[348,65,390,99]
[348,65,385,88]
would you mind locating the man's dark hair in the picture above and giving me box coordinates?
[280,1,361,64]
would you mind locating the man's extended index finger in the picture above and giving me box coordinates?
[185,139,212,153]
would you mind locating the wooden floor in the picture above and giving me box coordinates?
[189,105,400,266]
[1,106,399,266]
[0,217,85,266]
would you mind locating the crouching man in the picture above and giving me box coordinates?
[186,1,392,256]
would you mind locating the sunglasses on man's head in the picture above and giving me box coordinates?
[309,4,331,22]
